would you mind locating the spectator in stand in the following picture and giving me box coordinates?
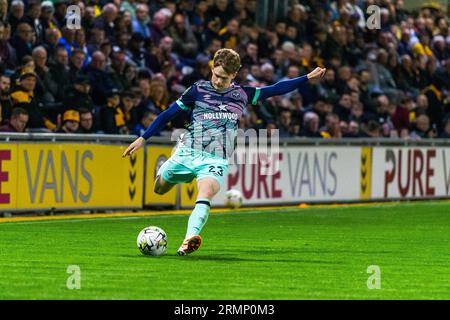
[387,96,411,138]
[132,3,151,39]
[0,0,7,23]
[303,97,328,128]
[320,113,342,139]
[8,0,24,34]
[0,0,7,24]
[135,77,152,117]
[56,109,80,134]
[301,112,321,138]
[109,47,131,91]
[63,74,93,113]
[0,73,12,123]
[10,68,54,130]
[126,32,145,67]
[100,88,127,134]
[68,48,86,84]
[78,107,95,134]
[40,1,58,38]
[133,110,157,137]
[0,107,28,132]
[259,63,275,85]
[0,0,449,139]
[47,46,71,103]
[93,3,118,41]
[42,27,59,58]
[345,120,360,138]
[440,117,450,138]
[9,22,34,62]
[148,79,169,114]
[120,90,138,133]
[76,27,89,56]
[149,9,169,45]
[277,109,293,138]
[56,25,76,56]
[218,18,239,50]
[241,41,259,67]
[414,94,429,118]
[334,94,352,122]
[24,0,44,44]
[0,21,16,70]
[145,35,177,76]
[410,114,437,139]
[205,0,230,31]
[168,12,198,59]
[53,0,67,27]
[181,55,210,87]
[316,68,338,105]
[86,50,114,106]
[87,27,105,55]
[359,120,380,138]
[31,45,57,106]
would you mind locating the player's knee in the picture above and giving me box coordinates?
[202,189,217,199]
[198,182,219,199]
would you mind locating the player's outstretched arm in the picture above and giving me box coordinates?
[247,67,326,104]
[122,136,146,157]
[307,67,327,82]
[261,67,326,99]
[122,102,183,157]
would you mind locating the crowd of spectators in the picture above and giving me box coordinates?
[0,0,450,139]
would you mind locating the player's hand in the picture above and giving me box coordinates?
[122,137,145,158]
[307,67,327,81]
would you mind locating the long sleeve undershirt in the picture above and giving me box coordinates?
[140,102,182,140]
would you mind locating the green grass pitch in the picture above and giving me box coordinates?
[0,201,449,299]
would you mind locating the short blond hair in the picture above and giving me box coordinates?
[213,48,241,74]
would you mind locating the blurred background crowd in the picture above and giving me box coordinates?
[0,0,450,139]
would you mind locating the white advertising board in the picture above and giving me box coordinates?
[212,146,362,205]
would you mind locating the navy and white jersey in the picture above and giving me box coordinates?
[140,75,308,158]
[175,80,259,159]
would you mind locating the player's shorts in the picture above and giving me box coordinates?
[157,145,228,186]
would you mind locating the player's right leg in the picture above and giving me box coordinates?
[177,177,220,256]
[177,152,228,256]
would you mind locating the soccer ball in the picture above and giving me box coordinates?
[136,226,168,256]
[224,189,243,209]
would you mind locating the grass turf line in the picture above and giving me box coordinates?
[0,201,449,299]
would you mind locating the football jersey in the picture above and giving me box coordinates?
[175,80,257,159]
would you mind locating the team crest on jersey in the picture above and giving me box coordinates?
[232,91,241,99]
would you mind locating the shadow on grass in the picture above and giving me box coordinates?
[128,253,342,265]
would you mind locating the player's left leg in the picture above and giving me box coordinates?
[177,177,220,256]
[187,177,220,234]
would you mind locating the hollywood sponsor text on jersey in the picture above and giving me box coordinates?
[202,112,239,121]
